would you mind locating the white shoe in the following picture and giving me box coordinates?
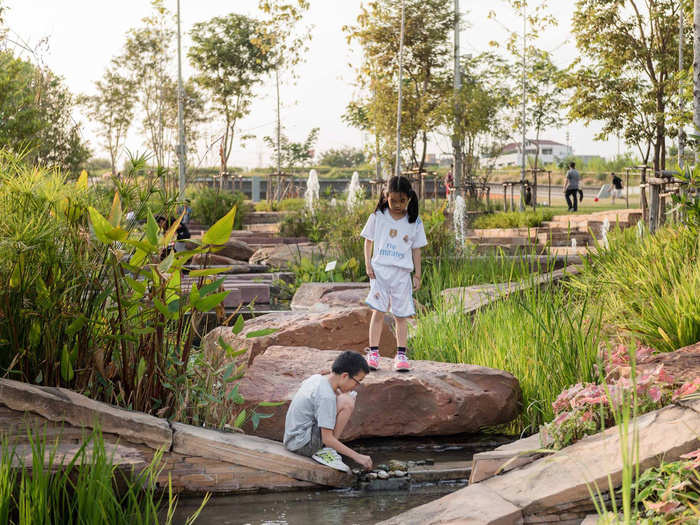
[311,447,351,472]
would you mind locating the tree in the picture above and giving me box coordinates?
[188,13,274,178]
[345,0,454,173]
[566,0,690,172]
[0,50,89,173]
[320,147,366,168]
[441,52,512,180]
[121,1,174,167]
[82,61,137,175]
[263,127,319,173]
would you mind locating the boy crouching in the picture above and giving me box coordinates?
[283,351,373,472]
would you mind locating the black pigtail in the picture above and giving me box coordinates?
[407,189,419,223]
[374,188,389,214]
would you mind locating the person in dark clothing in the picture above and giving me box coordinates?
[611,173,623,204]
[563,162,580,212]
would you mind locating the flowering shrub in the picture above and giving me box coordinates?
[541,342,700,449]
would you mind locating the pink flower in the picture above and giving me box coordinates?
[553,411,570,425]
[635,344,657,363]
[655,365,675,384]
[672,378,700,401]
[647,386,662,403]
[581,410,594,422]
[643,500,680,514]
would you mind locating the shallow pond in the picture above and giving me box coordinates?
[173,434,512,525]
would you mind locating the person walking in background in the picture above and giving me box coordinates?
[362,176,427,373]
[564,161,580,212]
[611,172,623,204]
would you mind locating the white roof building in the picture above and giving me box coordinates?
[485,140,573,168]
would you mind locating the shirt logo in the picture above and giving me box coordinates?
[403,234,409,243]
[389,229,397,238]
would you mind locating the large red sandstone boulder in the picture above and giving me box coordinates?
[214,239,255,261]
[236,347,522,441]
[202,307,395,367]
[290,282,370,311]
[616,340,700,384]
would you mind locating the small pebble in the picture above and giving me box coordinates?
[424,458,435,465]
[393,470,407,478]
[377,464,388,472]
[376,470,389,480]
[367,472,378,480]
[352,468,361,476]
[414,460,426,466]
[388,460,408,472]
[407,461,417,468]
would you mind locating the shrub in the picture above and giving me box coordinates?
[471,209,555,229]
[190,187,247,228]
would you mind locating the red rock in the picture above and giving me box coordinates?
[190,253,239,266]
[616,340,700,384]
[213,239,255,261]
[236,346,522,441]
[290,282,370,312]
[202,307,396,367]
[248,243,328,267]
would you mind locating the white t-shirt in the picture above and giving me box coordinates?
[361,209,428,271]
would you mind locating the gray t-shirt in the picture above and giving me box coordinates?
[283,374,337,451]
[566,169,580,190]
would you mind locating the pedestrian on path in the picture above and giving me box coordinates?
[611,172,623,204]
[564,162,580,212]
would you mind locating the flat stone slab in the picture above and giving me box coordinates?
[470,433,542,484]
[408,460,472,483]
[614,340,700,384]
[236,347,522,441]
[249,243,328,267]
[171,422,352,488]
[291,282,370,312]
[0,378,172,450]
[442,266,581,315]
[203,307,396,366]
[383,398,700,523]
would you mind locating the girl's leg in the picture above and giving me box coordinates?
[369,310,384,347]
[395,316,408,348]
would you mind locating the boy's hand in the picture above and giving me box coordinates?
[366,263,375,280]
[412,273,421,291]
[354,453,373,471]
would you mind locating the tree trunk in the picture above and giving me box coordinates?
[694,0,700,164]
[419,131,427,173]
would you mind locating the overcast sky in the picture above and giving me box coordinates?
[5,0,627,168]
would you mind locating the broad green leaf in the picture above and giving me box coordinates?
[226,348,247,359]
[108,192,122,227]
[251,411,274,430]
[163,209,186,245]
[130,249,148,267]
[167,299,181,313]
[146,212,159,245]
[34,371,43,384]
[158,252,175,274]
[188,267,233,277]
[216,337,233,354]
[136,357,147,386]
[223,363,236,381]
[125,276,146,294]
[124,239,157,253]
[232,314,245,335]
[153,298,173,318]
[60,346,74,382]
[189,283,200,306]
[166,270,181,304]
[88,207,112,244]
[257,401,285,407]
[226,384,241,401]
[246,328,278,338]
[77,169,88,190]
[202,205,237,246]
[199,278,225,297]
[105,227,128,242]
[29,321,41,347]
[233,409,247,428]
[66,315,87,336]
[194,291,229,312]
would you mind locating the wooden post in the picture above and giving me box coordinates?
[532,170,538,210]
[502,183,508,211]
[548,171,552,206]
[640,167,648,223]
[649,178,660,233]
[625,169,630,208]
[510,183,515,211]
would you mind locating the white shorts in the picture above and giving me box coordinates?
[613,189,623,198]
[365,264,415,318]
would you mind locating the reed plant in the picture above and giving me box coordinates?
[410,281,602,434]
[570,224,700,353]
[0,427,208,524]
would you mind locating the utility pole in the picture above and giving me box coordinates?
[520,1,527,211]
[395,0,406,178]
[453,0,462,196]
[276,69,282,177]
[176,0,186,200]
[679,2,686,168]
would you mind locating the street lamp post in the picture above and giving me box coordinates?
[176,0,186,200]
[395,0,406,178]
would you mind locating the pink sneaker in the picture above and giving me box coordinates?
[394,352,411,372]
[366,349,380,371]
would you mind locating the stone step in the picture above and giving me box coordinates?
[466,236,538,247]
[185,263,270,274]
[245,211,287,224]
[245,223,281,234]
[181,281,271,304]
[472,244,547,256]
[469,433,542,484]
[184,272,293,284]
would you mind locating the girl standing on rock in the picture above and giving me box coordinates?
[361,175,427,372]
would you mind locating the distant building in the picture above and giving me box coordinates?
[485,140,573,168]
[425,153,437,165]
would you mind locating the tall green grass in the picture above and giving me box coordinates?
[0,427,208,524]
[570,224,700,352]
[410,282,602,434]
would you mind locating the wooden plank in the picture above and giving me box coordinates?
[171,422,353,488]
[0,379,172,451]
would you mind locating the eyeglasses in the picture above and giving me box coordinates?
[350,376,362,387]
